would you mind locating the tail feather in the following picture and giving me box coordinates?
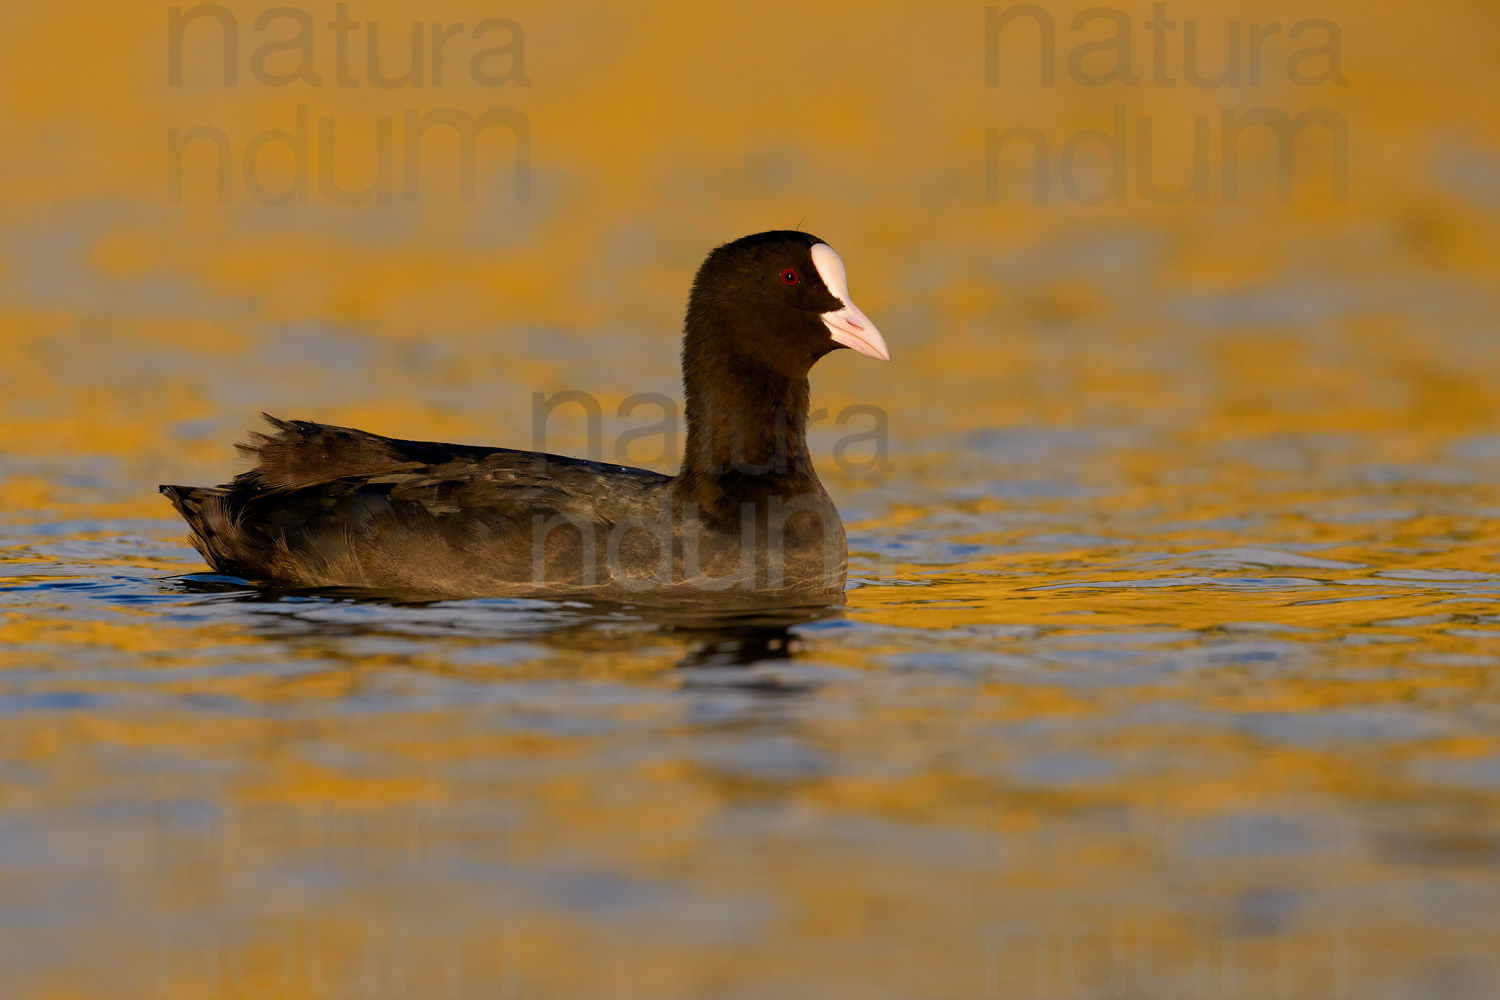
[160,413,525,590]
[159,484,246,576]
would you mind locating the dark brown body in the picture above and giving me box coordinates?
[162,416,847,601]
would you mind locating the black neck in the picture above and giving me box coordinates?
[674,347,818,515]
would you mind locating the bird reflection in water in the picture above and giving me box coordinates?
[170,572,839,690]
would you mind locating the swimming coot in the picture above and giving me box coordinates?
[161,231,890,600]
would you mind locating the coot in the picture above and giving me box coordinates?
[161,231,890,600]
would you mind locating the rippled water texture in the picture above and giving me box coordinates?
[5,0,1500,997]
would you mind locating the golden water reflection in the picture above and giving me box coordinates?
[5,0,1500,995]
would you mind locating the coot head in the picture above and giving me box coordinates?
[684,231,890,376]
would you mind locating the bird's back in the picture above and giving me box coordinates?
[162,415,672,597]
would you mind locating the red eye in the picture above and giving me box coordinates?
[780,268,800,285]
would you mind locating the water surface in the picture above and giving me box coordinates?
[4,0,1500,995]
[6,410,1500,997]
